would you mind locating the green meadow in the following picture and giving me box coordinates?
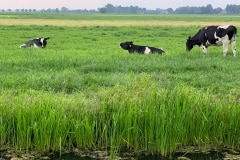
[0,14,240,158]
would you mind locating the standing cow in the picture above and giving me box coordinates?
[186,25,237,57]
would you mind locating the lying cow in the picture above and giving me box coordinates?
[186,25,237,57]
[20,37,50,48]
[120,41,165,54]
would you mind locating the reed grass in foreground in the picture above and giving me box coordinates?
[1,76,240,157]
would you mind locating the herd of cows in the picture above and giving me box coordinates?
[19,25,237,57]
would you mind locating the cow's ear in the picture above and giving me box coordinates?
[188,36,191,40]
[45,37,50,40]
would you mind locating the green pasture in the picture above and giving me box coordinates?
[1,13,240,22]
[0,14,240,158]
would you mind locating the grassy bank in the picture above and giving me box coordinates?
[1,80,240,157]
[0,14,240,158]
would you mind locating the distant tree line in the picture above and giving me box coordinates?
[98,4,239,14]
[173,4,223,14]
[97,4,167,14]
[226,4,240,14]
[1,4,240,14]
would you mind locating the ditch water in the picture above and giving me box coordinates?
[48,151,224,160]
[1,150,239,160]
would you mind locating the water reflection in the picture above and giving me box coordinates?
[139,151,224,160]
[0,151,225,160]
[49,153,94,160]
[172,151,224,160]
[49,151,224,160]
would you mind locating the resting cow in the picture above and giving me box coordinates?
[120,41,165,54]
[186,25,237,57]
[20,37,50,48]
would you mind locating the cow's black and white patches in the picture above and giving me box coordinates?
[144,47,151,54]
[186,25,237,56]
[119,41,164,54]
[20,37,50,48]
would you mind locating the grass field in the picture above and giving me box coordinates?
[1,13,240,27]
[0,13,240,158]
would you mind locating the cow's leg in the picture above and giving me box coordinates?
[222,42,228,57]
[231,40,236,57]
[201,44,207,53]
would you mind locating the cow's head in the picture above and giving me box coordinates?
[186,36,194,51]
[40,37,50,48]
[120,41,133,50]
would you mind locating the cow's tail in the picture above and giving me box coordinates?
[232,25,237,41]
[231,25,237,34]
[228,25,237,41]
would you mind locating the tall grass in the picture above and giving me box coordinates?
[0,15,240,157]
[1,76,240,157]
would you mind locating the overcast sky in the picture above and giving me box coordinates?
[0,0,238,10]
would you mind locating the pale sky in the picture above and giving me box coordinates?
[0,0,238,10]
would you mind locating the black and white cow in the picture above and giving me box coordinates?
[20,37,50,48]
[120,41,165,54]
[186,25,237,56]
